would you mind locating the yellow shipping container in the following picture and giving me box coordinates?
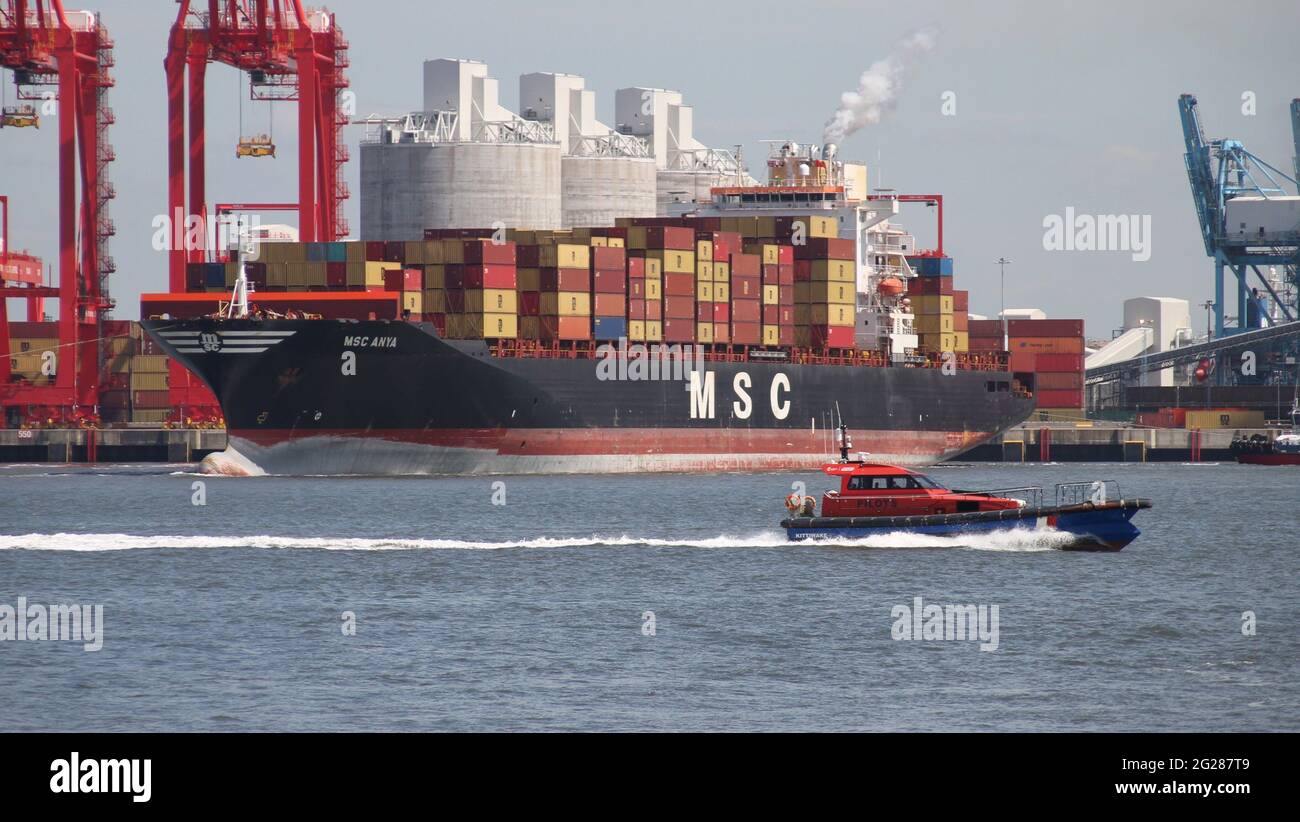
[811,303,854,326]
[807,281,854,304]
[915,314,955,335]
[645,248,694,274]
[131,355,169,373]
[696,281,714,302]
[762,324,780,345]
[1184,410,1267,429]
[762,284,779,305]
[464,288,518,314]
[131,409,170,424]
[130,371,169,391]
[10,338,58,354]
[754,244,779,265]
[912,294,954,315]
[645,320,663,342]
[516,268,540,291]
[713,260,730,282]
[953,331,969,352]
[919,332,959,352]
[460,312,518,339]
[402,292,423,315]
[628,320,646,341]
[605,237,625,249]
[642,257,662,278]
[540,291,591,317]
[696,260,714,281]
[645,279,662,300]
[696,322,714,343]
[790,215,837,239]
[540,243,590,269]
[365,260,389,287]
[715,282,730,302]
[809,259,854,282]
[696,240,713,260]
[9,352,43,374]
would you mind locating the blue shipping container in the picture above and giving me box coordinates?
[325,242,348,262]
[592,316,628,340]
[907,256,954,277]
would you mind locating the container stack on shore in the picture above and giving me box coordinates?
[970,318,1085,416]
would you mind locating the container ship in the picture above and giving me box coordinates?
[137,142,1036,475]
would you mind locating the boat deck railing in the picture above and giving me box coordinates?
[957,479,1125,509]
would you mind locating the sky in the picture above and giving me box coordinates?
[2,0,1299,336]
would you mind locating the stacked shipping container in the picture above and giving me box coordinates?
[970,318,1085,413]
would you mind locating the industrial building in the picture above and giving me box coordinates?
[360,58,749,238]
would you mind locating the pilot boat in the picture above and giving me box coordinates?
[780,426,1152,551]
[1232,432,1300,465]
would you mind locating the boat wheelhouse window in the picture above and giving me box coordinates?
[847,475,931,490]
[910,474,940,489]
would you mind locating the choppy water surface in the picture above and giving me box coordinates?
[0,461,1294,731]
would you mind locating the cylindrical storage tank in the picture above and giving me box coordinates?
[361,141,562,239]
[561,156,657,228]
[655,170,735,213]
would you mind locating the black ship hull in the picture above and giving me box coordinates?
[142,318,1034,476]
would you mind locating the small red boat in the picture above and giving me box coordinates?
[781,425,1152,551]
[1233,433,1300,465]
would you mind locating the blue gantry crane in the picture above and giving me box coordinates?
[1179,93,1300,338]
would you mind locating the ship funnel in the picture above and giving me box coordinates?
[823,142,838,161]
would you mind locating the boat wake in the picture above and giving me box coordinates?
[0,528,1070,552]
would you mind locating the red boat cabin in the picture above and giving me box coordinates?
[818,462,1025,517]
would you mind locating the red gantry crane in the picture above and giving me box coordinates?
[165,0,350,292]
[0,0,115,421]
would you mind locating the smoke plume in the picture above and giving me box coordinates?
[822,25,940,145]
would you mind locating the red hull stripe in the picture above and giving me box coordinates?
[229,427,991,458]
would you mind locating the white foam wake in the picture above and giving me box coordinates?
[0,529,1069,552]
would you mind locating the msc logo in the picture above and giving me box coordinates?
[199,332,222,353]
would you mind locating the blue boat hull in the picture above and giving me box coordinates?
[782,499,1150,551]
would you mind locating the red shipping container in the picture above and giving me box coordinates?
[1013,336,1084,355]
[628,279,645,300]
[812,324,855,348]
[714,323,730,344]
[1036,372,1083,390]
[793,260,812,282]
[540,267,590,291]
[627,298,645,319]
[663,272,695,296]
[518,291,541,316]
[463,265,516,290]
[731,298,761,323]
[732,275,761,299]
[593,294,625,317]
[952,290,969,313]
[645,300,662,321]
[907,275,954,296]
[326,262,347,288]
[778,306,794,326]
[591,246,626,270]
[761,264,780,285]
[713,302,730,323]
[1035,353,1084,371]
[463,239,516,266]
[1008,318,1083,337]
[664,295,695,319]
[730,253,761,277]
[445,264,465,289]
[662,318,695,342]
[763,304,780,325]
[365,241,386,261]
[627,257,645,278]
[779,285,795,306]
[696,302,713,322]
[731,321,761,345]
[642,226,695,250]
[779,326,795,346]
[540,316,592,341]
[1035,389,1083,408]
[592,270,627,294]
[403,267,424,291]
[969,320,1004,337]
[793,237,854,261]
[445,289,466,313]
[1009,351,1036,372]
[776,245,794,265]
[384,240,405,263]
